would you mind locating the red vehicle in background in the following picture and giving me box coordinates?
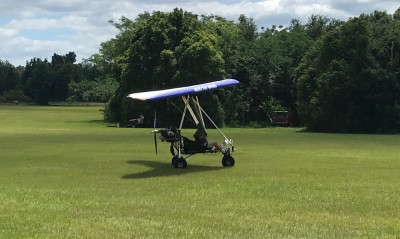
[271,111,292,126]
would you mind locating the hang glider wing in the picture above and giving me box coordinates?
[127,79,239,101]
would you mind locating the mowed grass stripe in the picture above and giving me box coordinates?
[1,105,399,238]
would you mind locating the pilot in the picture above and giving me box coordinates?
[193,123,222,152]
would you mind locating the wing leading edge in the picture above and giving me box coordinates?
[127,79,239,101]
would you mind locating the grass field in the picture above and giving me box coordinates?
[1,105,400,238]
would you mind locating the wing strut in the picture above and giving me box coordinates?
[178,95,228,141]
[190,96,206,133]
[180,96,200,130]
[179,101,188,130]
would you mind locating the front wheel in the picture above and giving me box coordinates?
[173,157,187,169]
[222,155,235,167]
[171,156,178,165]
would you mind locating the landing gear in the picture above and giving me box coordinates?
[173,157,187,169]
[222,155,235,167]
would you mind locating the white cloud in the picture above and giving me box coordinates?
[5,18,59,30]
[0,28,18,37]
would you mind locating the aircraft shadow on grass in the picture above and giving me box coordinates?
[122,160,223,179]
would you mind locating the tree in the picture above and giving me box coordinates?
[23,58,53,105]
[0,89,29,102]
[175,30,225,85]
[67,77,118,102]
[296,11,400,133]
[50,52,77,101]
[0,60,19,96]
[104,9,226,125]
[22,52,80,105]
[305,14,343,40]
[255,28,312,124]
[237,14,258,41]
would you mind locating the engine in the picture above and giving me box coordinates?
[159,128,180,142]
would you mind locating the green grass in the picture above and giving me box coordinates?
[1,105,400,238]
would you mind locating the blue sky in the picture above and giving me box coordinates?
[0,0,398,66]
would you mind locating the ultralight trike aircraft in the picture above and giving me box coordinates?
[128,79,239,169]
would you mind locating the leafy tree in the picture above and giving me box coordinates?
[226,15,260,123]
[255,28,312,124]
[23,58,53,105]
[296,11,400,133]
[22,52,81,105]
[305,14,343,40]
[105,9,226,126]
[50,52,77,101]
[237,14,258,41]
[0,60,19,96]
[67,77,118,102]
[0,89,29,103]
[175,30,225,85]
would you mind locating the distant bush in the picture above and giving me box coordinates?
[67,77,118,103]
[0,90,30,103]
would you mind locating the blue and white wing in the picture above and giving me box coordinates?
[127,79,239,101]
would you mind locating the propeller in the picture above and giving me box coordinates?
[153,111,158,154]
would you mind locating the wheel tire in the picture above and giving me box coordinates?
[171,156,178,165]
[173,157,187,169]
[222,155,235,167]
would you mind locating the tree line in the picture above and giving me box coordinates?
[1,8,399,133]
[0,52,117,105]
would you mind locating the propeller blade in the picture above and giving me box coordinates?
[154,133,158,155]
[153,110,157,129]
[153,110,157,154]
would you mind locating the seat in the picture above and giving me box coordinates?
[182,137,206,154]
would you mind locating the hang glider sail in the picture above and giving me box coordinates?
[127,79,239,101]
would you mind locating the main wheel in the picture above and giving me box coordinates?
[173,157,187,169]
[171,156,178,165]
[222,155,235,167]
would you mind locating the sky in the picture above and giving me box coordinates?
[0,0,398,66]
